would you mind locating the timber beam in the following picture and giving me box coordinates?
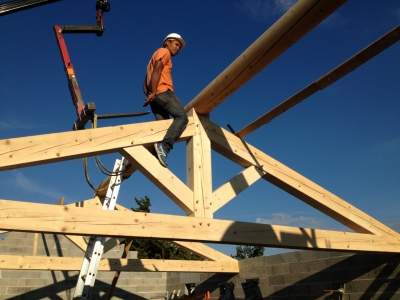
[0,117,194,171]
[0,199,399,253]
[235,25,400,138]
[185,0,347,115]
[0,255,238,273]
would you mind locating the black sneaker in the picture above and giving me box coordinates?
[154,142,168,168]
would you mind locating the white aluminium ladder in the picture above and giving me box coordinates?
[73,157,126,300]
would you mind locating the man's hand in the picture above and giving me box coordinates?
[143,92,156,107]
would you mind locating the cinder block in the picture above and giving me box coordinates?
[273,263,290,276]
[266,254,285,265]
[38,271,63,280]
[268,275,284,286]
[3,246,24,254]
[127,278,144,286]
[25,278,48,287]
[325,256,350,269]
[6,286,35,295]
[281,251,300,263]
[143,272,164,279]
[142,278,165,286]
[305,260,328,273]
[289,261,307,274]
[283,273,303,285]
[1,238,20,247]
[5,232,31,239]
[297,251,318,262]
[258,285,274,297]
[179,272,200,283]
[22,270,42,279]
[0,271,23,279]
[0,278,20,287]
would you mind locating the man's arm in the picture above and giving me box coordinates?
[143,60,163,107]
[143,76,148,96]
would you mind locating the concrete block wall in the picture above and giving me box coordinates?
[0,232,226,300]
[239,250,400,300]
[2,231,400,299]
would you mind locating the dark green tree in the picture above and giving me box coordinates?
[231,245,264,260]
[129,196,203,261]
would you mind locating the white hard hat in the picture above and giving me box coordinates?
[163,33,186,49]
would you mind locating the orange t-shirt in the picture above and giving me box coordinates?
[146,48,174,94]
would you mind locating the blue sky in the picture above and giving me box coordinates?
[1,0,399,257]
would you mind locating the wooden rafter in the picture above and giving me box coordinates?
[0,118,194,171]
[184,0,347,115]
[235,25,400,138]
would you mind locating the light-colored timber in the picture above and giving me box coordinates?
[0,118,194,171]
[0,255,239,272]
[121,146,194,215]
[185,0,347,114]
[0,199,399,253]
[235,25,400,138]
[186,109,213,218]
[211,166,266,213]
[172,241,236,262]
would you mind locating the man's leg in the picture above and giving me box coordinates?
[153,91,188,153]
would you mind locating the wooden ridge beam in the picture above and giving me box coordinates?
[0,117,194,171]
[206,121,400,240]
[0,255,238,272]
[236,25,400,138]
[0,199,399,253]
[185,0,347,115]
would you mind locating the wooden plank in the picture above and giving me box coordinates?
[0,255,239,273]
[235,25,400,138]
[186,110,213,218]
[172,241,236,262]
[0,117,194,171]
[211,166,265,213]
[120,146,194,215]
[65,235,87,252]
[0,199,399,253]
[206,121,400,240]
[32,233,39,256]
[71,197,103,209]
[185,0,347,115]
[55,197,64,206]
